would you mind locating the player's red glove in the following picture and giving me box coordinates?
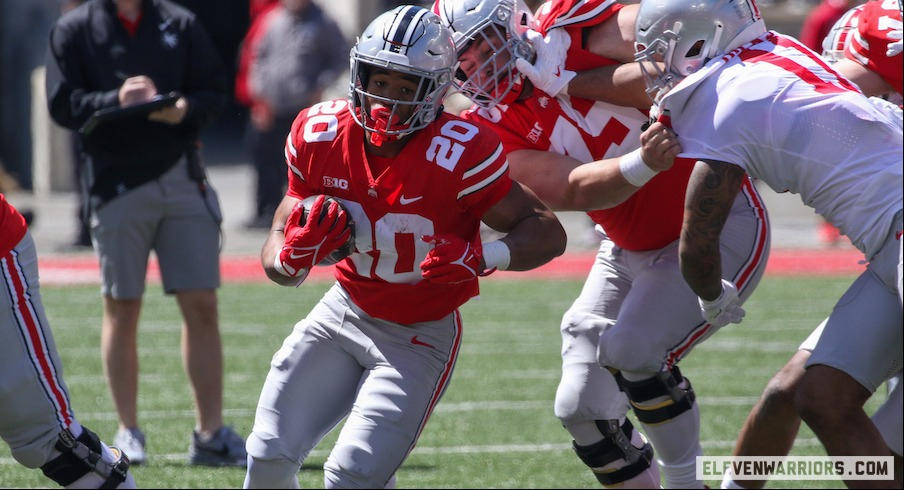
[420,234,482,284]
[275,195,352,277]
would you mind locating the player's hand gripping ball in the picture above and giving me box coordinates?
[281,195,356,271]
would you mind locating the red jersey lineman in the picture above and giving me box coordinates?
[437,0,770,487]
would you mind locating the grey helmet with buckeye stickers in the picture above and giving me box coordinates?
[634,0,767,104]
[433,0,536,109]
[349,5,456,145]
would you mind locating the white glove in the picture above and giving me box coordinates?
[514,29,575,96]
[698,279,745,328]
[887,27,903,57]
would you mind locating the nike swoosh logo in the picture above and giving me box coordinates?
[288,250,314,260]
[897,230,903,240]
[399,195,423,205]
[411,335,435,349]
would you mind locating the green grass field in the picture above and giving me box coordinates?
[0,275,883,488]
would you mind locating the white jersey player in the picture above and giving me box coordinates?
[1,193,137,489]
[241,6,571,488]
[634,1,903,487]
[435,0,770,487]
[720,3,904,487]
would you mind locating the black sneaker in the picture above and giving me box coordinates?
[188,426,247,467]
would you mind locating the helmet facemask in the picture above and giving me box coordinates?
[436,0,535,109]
[634,28,681,106]
[351,61,450,146]
[454,20,531,108]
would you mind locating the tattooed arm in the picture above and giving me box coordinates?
[678,159,747,301]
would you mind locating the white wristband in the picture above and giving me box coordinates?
[274,253,308,279]
[619,148,659,187]
[482,240,511,271]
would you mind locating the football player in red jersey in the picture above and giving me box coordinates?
[0,192,137,489]
[243,5,601,488]
[719,2,904,488]
[436,0,771,487]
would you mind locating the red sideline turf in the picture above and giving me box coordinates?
[37,247,865,286]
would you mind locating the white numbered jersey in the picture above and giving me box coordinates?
[659,31,903,258]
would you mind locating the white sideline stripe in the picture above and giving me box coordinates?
[0,438,824,466]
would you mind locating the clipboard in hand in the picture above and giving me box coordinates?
[79,91,181,136]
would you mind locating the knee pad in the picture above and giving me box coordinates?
[39,427,130,489]
[615,366,696,425]
[572,419,654,485]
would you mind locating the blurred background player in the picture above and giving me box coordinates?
[435,0,770,487]
[800,0,860,50]
[633,1,902,488]
[242,6,570,488]
[241,0,348,229]
[1,191,137,489]
[719,2,903,488]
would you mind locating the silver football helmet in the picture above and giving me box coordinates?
[434,0,535,108]
[821,5,864,64]
[349,6,456,143]
[634,0,767,104]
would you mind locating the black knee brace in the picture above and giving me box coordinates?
[40,427,130,489]
[614,366,696,425]
[572,419,654,485]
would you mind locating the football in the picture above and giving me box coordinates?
[300,195,356,266]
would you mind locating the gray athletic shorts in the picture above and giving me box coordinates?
[806,213,904,393]
[801,323,903,454]
[90,157,222,298]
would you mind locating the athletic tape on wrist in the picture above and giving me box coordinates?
[274,254,292,277]
[619,148,659,187]
[699,279,730,307]
[274,253,308,280]
[559,69,574,96]
[482,240,511,271]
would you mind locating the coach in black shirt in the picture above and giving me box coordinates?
[45,0,247,467]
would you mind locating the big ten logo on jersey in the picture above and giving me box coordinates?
[322,176,349,190]
[527,122,543,143]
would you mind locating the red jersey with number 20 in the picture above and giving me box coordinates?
[463,0,695,251]
[285,99,512,324]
